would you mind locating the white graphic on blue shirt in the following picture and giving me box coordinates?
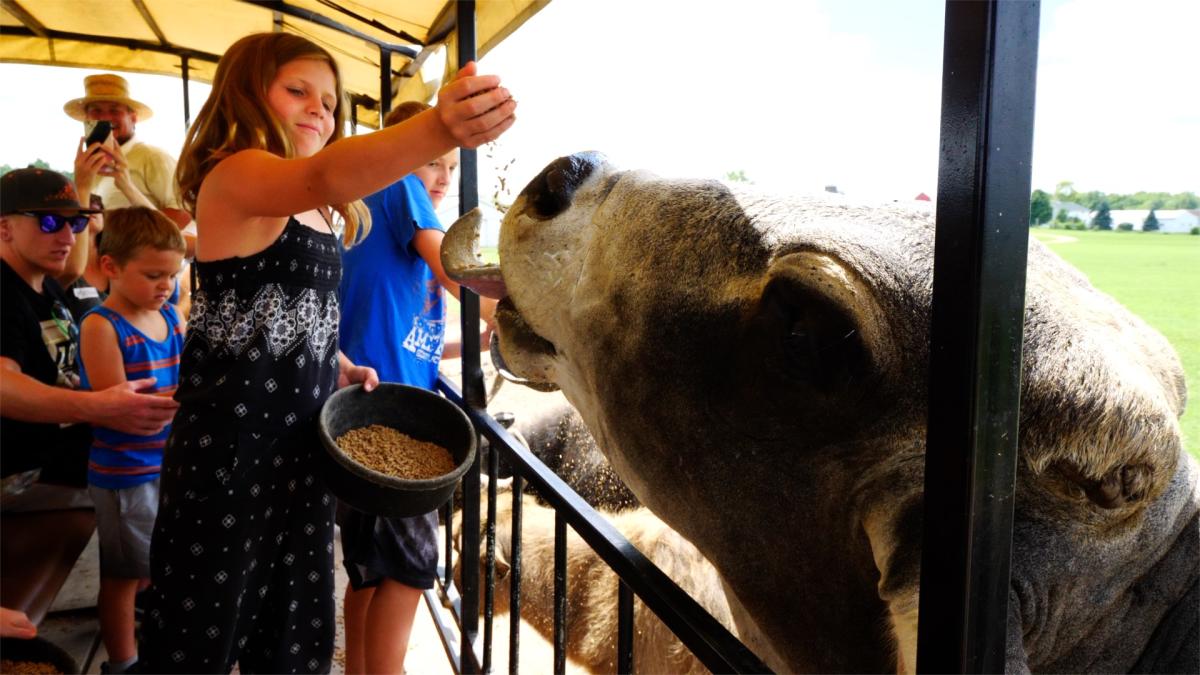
[402,315,445,364]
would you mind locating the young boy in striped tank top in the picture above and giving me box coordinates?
[78,206,186,674]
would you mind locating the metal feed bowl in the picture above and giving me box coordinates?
[318,383,476,518]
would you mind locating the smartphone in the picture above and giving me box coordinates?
[84,120,112,147]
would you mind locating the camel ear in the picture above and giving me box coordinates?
[761,251,892,391]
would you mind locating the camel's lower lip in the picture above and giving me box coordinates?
[495,297,557,359]
[491,297,560,392]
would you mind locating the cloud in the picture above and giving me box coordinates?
[483,0,944,200]
[1032,0,1200,192]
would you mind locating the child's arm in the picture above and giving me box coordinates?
[79,314,129,392]
[202,65,515,222]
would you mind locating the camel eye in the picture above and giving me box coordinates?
[778,295,866,395]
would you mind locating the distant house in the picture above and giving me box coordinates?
[1102,209,1199,233]
[1154,209,1199,233]
[1050,200,1089,223]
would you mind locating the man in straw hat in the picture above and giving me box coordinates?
[64,74,191,229]
[1,168,179,510]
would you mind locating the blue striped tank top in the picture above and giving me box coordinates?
[80,304,183,489]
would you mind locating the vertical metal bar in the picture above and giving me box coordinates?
[617,581,634,674]
[183,51,196,295]
[456,4,482,672]
[553,511,567,675]
[460,449,481,673]
[379,47,392,120]
[457,0,485,411]
[509,474,523,675]
[917,1,1040,673]
[180,55,191,129]
[443,499,453,588]
[483,447,498,672]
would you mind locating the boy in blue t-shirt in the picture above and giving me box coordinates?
[78,206,186,674]
[338,101,496,674]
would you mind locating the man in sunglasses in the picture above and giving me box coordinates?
[1,168,180,509]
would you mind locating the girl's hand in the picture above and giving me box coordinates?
[0,607,37,639]
[435,61,517,148]
[73,138,111,195]
[337,355,379,392]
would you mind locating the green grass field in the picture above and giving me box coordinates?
[463,236,1199,457]
[1032,229,1200,458]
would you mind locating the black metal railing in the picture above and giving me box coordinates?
[430,376,770,674]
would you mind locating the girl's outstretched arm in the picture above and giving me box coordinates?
[200,66,515,223]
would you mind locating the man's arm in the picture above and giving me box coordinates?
[58,140,109,288]
[0,357,178,435]
[134,145,193,230]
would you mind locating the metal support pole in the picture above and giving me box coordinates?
[456,5,484,674]
[180,55,191,129]
[379,48,392,120]
[917,1,1040,673]
[457,0,486,408]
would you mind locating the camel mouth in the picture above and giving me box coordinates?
[490,299,560,392]
[443,208,560,392]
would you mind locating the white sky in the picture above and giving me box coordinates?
[2,0,1196,204]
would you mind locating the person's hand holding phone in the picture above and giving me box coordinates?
[84,120,112,147]
[80,120,116,176]
[74,135,111,196]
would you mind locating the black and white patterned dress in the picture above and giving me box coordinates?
[142,217,341,674]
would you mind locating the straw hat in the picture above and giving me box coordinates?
[63,74,153,121]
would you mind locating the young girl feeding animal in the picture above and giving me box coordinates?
[137,32,516,673]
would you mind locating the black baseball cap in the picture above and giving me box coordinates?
[0,168,99,216]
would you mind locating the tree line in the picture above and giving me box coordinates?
[1049,181,1198,210]
[1028,182,1199,233]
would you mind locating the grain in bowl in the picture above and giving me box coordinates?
[336,425,456,480]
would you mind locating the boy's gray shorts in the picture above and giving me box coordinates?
[88,478,159,578]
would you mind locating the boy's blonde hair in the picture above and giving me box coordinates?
[98,207,186,264]
[175,32,370,246]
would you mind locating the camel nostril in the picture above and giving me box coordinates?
[522,152,604,220]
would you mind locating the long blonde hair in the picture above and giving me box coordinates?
[176,32,370,246]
